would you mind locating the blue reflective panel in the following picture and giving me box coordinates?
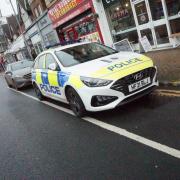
[58,72,70,87]
[41,72,49,85]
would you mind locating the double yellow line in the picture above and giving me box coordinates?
[155,89,180,97]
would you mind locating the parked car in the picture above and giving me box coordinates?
[4,60,34,89]
[32,42,158,117]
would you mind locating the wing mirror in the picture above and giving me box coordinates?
[48,63,57,71]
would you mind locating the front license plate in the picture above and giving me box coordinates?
[128,77,151,92]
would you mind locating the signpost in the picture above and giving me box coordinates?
[139,36,152,52]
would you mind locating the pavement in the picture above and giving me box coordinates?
[0,76,180,179]
[145,47,180,87]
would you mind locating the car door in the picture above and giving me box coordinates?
[44,53,62,99]
[32,54,47,94]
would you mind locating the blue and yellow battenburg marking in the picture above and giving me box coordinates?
[32,70,71,95]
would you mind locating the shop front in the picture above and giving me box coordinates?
[99,0,180,50]
[37,12,59,48]
[25,24,43,56]
[48,0,103,44]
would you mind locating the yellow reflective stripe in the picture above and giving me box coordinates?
[36,69,42,84]
[106,60,153,80]
[91,55,153,80]
[68,75,84,89]
[48,70,59,86]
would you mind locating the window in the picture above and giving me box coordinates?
[170,18,180,34]
[135,1,149,25]
[45,54,58,69]
[155,25,169,44]
[44,32,57,46]
[115,30,138,43]
[38,55,45,69]
[149,0,164,20]
[105,0,135,32]
[165,0,180,16]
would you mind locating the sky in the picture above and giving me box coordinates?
[0,0,17,17]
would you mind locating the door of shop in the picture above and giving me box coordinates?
[131,0,170,48]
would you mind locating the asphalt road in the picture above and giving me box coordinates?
[0,75,180,180]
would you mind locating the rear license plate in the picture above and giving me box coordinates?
[128,77,151,92]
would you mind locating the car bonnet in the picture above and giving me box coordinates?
[66,52,153,80]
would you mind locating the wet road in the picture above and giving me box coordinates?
[0,75,180,179]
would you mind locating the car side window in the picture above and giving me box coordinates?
[33,58,39,69]
[45,53,60,70]
[38,55,45,69]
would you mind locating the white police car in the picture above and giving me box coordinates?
[32,42,158,117]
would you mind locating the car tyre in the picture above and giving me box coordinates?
[34,83,44,101]
[66,87,86,117]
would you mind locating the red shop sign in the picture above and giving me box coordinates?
[48,0,91,28]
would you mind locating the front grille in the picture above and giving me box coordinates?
[23,73,31,79]
[111,67,156,95]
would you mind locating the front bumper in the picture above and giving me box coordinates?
[77,68,158,112]
[14,78,32,88]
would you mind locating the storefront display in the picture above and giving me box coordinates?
[48,0,103,44]
[100,0,180,50]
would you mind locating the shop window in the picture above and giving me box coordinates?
[115,30,138,44]
[74,19,96,37]
[34,42,43,55]
[170,18,180,34]
[44,32,57,46]
[105,0,135,33]
[135,1,149,25]
[165,0,180,16]
[149,0,164,20]
[155,25,169,44]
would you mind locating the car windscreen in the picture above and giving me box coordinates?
[55,43,118,67]
[11,61,33,71]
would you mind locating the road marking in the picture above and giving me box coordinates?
[155,89,180,97]
[9,87,180,159]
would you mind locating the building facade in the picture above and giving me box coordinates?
[93,0,180,50]
[48,0,104,44]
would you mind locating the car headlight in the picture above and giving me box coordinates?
[80,76,113,87]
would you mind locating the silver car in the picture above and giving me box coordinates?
[4,60,34,90]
